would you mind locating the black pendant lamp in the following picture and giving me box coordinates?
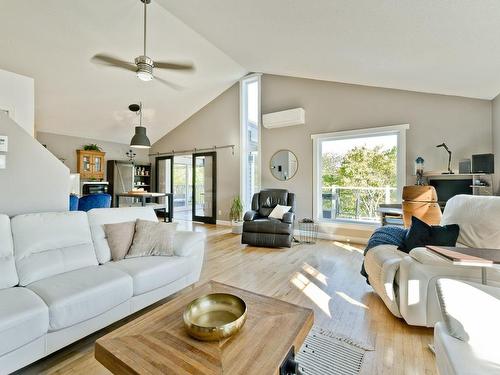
[129,102,151,149]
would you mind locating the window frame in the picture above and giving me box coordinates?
[311,124,409,225]
[239,73,262,210]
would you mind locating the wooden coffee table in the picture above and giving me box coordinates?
[95,281,314,374]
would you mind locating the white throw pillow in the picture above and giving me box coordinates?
[268,204,292,220]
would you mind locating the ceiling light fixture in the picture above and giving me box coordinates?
[129,102,151,149]
[91,0,194,88]
[135,56,154,81]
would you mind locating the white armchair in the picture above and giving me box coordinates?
[434,279,500,375]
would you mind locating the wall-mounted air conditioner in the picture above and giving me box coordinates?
[262,108,305,129]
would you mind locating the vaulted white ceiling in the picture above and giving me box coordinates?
[0,0,246,144]
[159,0,500,100]
[1,1,499,145]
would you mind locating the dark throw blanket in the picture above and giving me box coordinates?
[361,226,408,283]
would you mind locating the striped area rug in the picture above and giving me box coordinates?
[296,325,373,375]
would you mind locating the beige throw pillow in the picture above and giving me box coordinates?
[103,221,136,261]
[126,219,177,258]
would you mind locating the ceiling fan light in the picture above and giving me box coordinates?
[137,70,153,81]
[130,126,151,148]
[135,55,154,82]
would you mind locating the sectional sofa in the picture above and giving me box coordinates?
[364,194,500,327]
[0,207,205,374]
[434,279,500,375]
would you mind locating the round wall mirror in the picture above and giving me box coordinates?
[270,150,298,181]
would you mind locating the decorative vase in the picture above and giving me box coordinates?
[415,157,425,186]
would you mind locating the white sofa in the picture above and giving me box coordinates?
[364,195,500,327]
[0,207,205,374]
[434,279,500,375]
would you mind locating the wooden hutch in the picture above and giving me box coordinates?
[77,150,106,180]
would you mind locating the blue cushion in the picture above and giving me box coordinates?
[398,216,459,253]
[78,193,111,212]
[69,194,79,211]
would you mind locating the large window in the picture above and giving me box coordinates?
[312,125,409,224]
[240,74,261,209]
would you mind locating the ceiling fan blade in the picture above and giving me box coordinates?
[91,54,137,72]
[154,61,194,71]
[154,76,184,90]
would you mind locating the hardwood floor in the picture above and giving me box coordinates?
[16,222,436,375]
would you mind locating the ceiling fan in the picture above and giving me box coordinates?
[91,0,194,87]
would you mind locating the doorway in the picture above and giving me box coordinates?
[156,152,217,224]
[192,152,217,224]
[173,155,193,221]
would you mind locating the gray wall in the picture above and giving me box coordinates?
[493,93,500,194]
[0,113,69,216]
[261,74,492,220]
[151,83,240,222]
[150,74,493,236]
[36,132,150,179]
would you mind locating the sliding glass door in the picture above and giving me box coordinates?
[155,156,173,218]
[173,155,193,221]
[192,152,217,224]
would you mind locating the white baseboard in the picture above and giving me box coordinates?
[212,222,369,244]
[319,232,369,245]
[293,229,369,245]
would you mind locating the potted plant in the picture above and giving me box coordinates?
[229,196,244,234]
[82,143,102,152]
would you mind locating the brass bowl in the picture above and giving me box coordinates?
[183,293,247,341]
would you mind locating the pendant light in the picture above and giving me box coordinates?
[129,102,151,149]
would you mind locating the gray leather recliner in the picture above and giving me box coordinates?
[241,189,295,248]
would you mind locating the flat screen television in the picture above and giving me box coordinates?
[428,178,473,206]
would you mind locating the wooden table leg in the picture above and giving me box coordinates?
[482,267,487,285]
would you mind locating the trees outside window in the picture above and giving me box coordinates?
[313,125,408,224]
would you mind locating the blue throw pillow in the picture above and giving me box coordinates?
[398,216,459,253]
